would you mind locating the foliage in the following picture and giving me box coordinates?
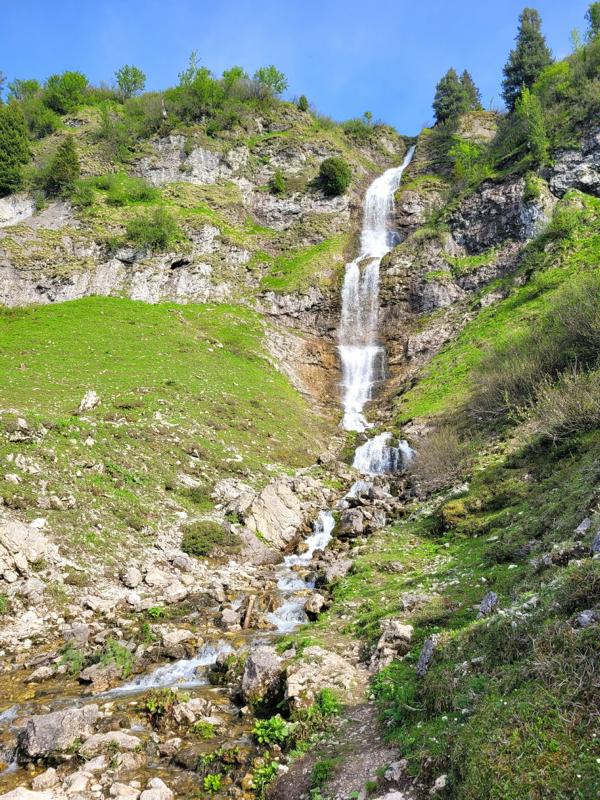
[115,64,146,99]
[315,688,341,716]
[59,643,85,674]
[146,606,167,619]
[587,2,600,40]
[0,595,8,615]
[253,65,288,95]
[251,760,279,799]
[312,757,339,788]
[319,156,351,196]
[203,773,222,793]
[409,424,473,492]
[143,687,179,727]
[222,65,248,93]
[298,94,309,112]
[448,137,488,185]
[252,714,290,745]
[44,71,88,114]
[180,520,239,558]
[528,368,600,439]
[270,168,286,195]
[191,720,216,739]
[514,87,549,165]
[502,8,553,110]
[100,637,134,677]
[125,206,181,251]
[433,68,468,124]
[43,135,80,197]
[8,78,41,101]
[95,172,158,205]
[461,70,482,110]
[0,101,30,196]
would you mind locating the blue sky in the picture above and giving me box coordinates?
[1,1,591,134]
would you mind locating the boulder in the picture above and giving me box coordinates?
[477,591,498,618]
[77,390,101,413]
[337,508,364,539]
[139,778,173,800]
[285,646,360,709]
[416,635,439,678]
[370,620,414,671]
[18,705,99,759]
[244,479,304,550]
[121,567,142,589]
[79,731,140,758]
[160,627,196,659]
[79,663,122,693]
[240,646,284,706]
[304,593,327,620]
[31,768,59,791]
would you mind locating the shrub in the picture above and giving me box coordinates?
[59,643,84,674]
[21,97,61,139]
[115,64,146,99]
[409,425,473,492]
[316,688,341,716]
[0,102,30,196]
[203,774,222,793]
[252,760,279,799]
[100,638,133,677]
[93,104,132,159]
[44,71,88,114]
[143,687,179,727]
[180,520,239,557]
[270,169,286,195]
[529,369,600,439]
[252,714,290,746]
[43,135,80,197]
[125,207,181,251]
[319,156,351,196]
[191,721,216,739]
[312,757,339,788]
[71,178,96,208]
[96,173,157,206]
[297,94,309,112]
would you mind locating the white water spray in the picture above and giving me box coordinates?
[339,147,415,432]
[353,433,414,475]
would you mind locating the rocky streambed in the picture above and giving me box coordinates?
[0,450,413,800]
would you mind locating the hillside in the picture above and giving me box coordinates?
[0,11,600,800]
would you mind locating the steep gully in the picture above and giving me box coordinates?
[0,152,416,791]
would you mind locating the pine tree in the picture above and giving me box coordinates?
[515,88,549,165]
[44,135,80,197]
[502,8,553,111]
[461,70,482,110]
[586,2,600,40]
[433,68,469,124]
[0,102,30,196]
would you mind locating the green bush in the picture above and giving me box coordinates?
[100,637,134,677]
[253,65,288,95]
[96,173,157,206]
[529,368,600,439]
[43,135,80,197]
[44,71,88,114]
[0,595,8,616]
[270,169,286,195]
[191,720,216,739]
[297,94,309,112]
[252,714,290,745]
[143,687,179,727]
[180,520,239,558]
[203,774,222,794]
[0,102,30,196]
[115,64,146,99]
[59,643,84,674]
[251,760,279,799]
[316,688,341,716]
[319,156,351,196]
[125,207,181,252]
[21,96,61,139]
[71,178,96,208]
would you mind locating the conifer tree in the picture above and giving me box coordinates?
[502,8,553,111]
[44,134,80,196]
[433,68,468,124]
[0,102,30,196]
[461,70,482,110]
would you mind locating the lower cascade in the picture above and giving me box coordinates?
[353,432,414,476]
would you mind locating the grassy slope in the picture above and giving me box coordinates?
[0,297,333,564]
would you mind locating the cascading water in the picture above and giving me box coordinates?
[353,432,414,476]
[339,146,415,432]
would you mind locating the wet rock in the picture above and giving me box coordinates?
[477,591,498,618]
[416,635,438,678]
[121,567,142,589]
[172,697,216,725]
[18,704,99,760]
[160,627,196,659]
[31,768,59,791]
[26,666,53,683]
[304,592,327,620]
[219,607,241,630]
[79,731,140,758]
[240,646,284,706]
[139,777,173,800]
[285,646,360,709]
[79,663,123,693]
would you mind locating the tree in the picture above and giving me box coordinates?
[222,65,248,93]
[253,65,288,95]
[115,65,146,99]
[0,102,30,196]
[461,70,482,110]
[514,87,549,165]
[297,94,309,112]
[44,71,88,114]
[0,72,5,102]
[319,157,351,196]
[502,8,553,111]
[44,135,80,196]
[8,78,41,101]
[586,2,600,40]
[433,68,468,124]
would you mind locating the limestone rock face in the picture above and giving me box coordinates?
[0,193,36,228]
[18,705,99,760]
[550,128,600,197]
[449,177,555,253]
[244,479,304,550]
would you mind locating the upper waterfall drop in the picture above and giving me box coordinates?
[338,146,415,432]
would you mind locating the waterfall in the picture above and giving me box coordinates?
[338,146,415,432]
[353,433,414,476]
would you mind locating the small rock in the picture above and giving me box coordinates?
[79,731,140,758]
[477,591,498,618]
[139,778,173,800]
[590,530,600,556]
[110,784,140,799]
[31,768,59,791]
[304,592,326,620]
[121,567,142,589]
[416,635,438,678]
[26,666,53,684]
[430,774,448,794]
[78,390,101,413]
